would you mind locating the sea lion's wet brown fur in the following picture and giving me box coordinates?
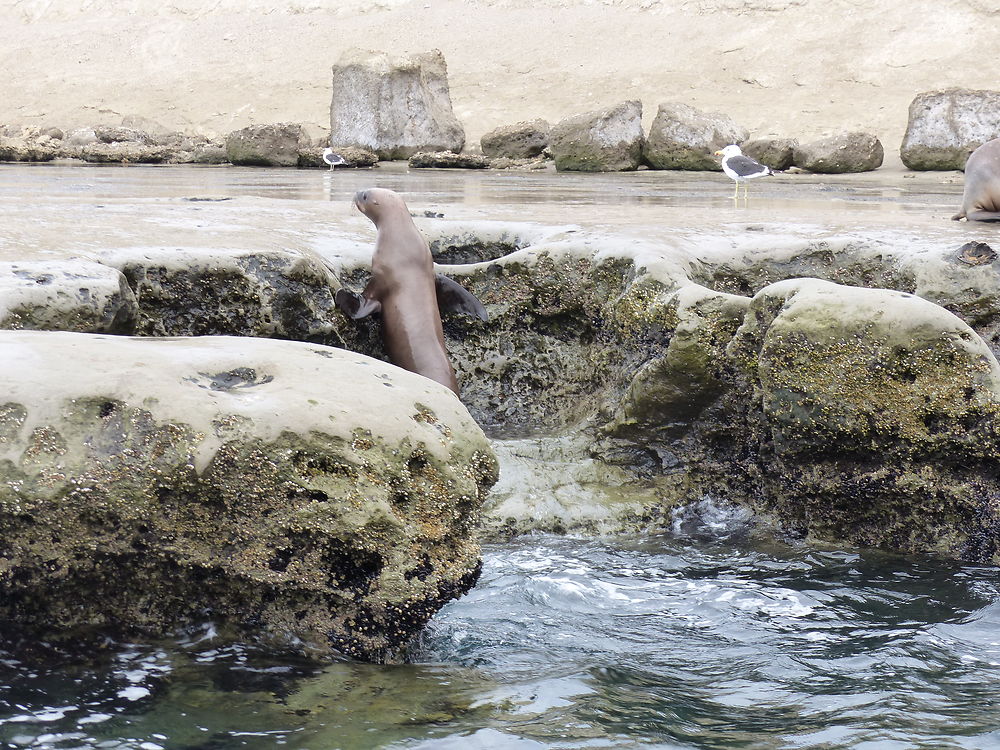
[339,188,461,393]
[954,138,1000,222]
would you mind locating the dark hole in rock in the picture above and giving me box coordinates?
[429,236,528,265]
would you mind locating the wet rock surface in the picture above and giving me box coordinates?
[0,331,498,661]
[719,280,1000,558]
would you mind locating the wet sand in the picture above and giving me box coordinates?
[0,162,984,271]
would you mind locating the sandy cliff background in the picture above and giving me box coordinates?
[3,0,1000,166]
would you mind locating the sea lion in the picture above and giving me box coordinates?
[953,138,1000,222]
[335,188,487,394]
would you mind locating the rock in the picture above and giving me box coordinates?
[723,278,1000,558]
[96,246,348,347]
[741,138,798,171]
[957,242,998,267]
[0,331,498,661]
[792,131,884,173]
[900,88,1000,170]
[63,128,99,147]
[225,123,308,167]
[480,120,551,159]
[605,284,749,442]
[94,126,155,145]
[78,142,172,164]
[408,151,490,169]
[0,138,58,162]
[297,145,378,168]
[642,102,749,171]
[183,139,229,164]
[487,156,551,171]
[548,100,644,172]
[0,261,137,333]
[330,49,465,160]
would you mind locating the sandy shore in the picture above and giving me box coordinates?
[2,0,999,168]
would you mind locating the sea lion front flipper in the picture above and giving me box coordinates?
[335,288,382,319]
[435,274,489,321]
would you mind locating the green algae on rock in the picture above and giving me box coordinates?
[717,279,1000,560]
[0,331,497,662]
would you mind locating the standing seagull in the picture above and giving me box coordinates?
[714,144,773,199]
[323,147,347,170]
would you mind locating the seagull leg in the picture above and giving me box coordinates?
[732,182,739,200]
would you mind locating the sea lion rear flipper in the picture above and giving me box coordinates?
[965,210,1000,222]
[435,274,489,321]
[335,288,381,319]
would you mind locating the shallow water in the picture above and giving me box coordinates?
[3,523,1000,749]
[2,162,1000,748]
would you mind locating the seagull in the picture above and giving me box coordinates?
[322,147,347,170]
[714,144,773,199]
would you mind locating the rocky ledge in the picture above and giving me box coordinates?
[0,332,497,661]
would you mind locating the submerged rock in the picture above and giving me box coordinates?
[0,331,498,661]
[548,100,644,172]
[329,48,465,160]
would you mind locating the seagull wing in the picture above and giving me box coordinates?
[726,155,771,177]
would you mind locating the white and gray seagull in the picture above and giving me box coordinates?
[714,144,773,199]
[322,147,347,170]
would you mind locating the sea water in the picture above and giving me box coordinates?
[3,515,1000,748]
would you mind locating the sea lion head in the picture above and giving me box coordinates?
[354,187,406,224]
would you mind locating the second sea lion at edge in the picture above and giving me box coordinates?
[953,138,1000,222]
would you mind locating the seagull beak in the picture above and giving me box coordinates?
[714,150,723,156]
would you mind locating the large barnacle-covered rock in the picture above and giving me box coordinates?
[0,331,497,662]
